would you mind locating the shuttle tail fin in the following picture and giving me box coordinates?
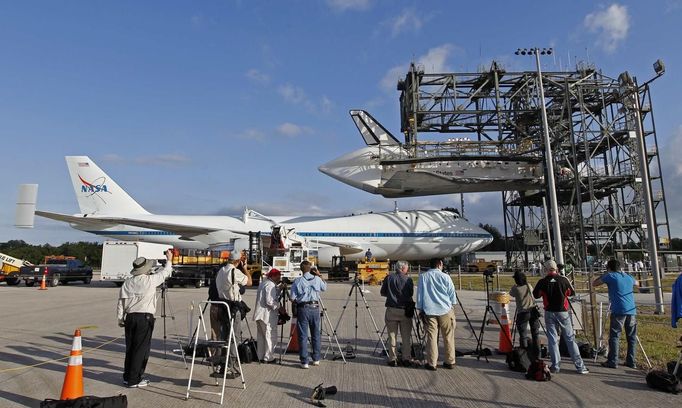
[349,110,401,146]
[65,156,149,215]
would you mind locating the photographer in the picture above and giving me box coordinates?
[290,260,326,369]
[416,258,457,371]
[211,250,252,378]
[533,260,589,375]
[253,268,285,363]
[380,260,414,367]
[509,271,541,360]
[117,249,173,388]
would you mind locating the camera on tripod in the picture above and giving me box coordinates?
[482,268,495,278]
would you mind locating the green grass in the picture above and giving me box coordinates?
[423,272,682,370]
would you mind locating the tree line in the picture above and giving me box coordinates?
[0,240,103,267]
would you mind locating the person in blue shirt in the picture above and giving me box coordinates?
[672,272,682,328]
[593,258,639,369]
[416,258,457,371]
[290,260,327,369]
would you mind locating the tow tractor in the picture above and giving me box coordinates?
[0,252,32,285]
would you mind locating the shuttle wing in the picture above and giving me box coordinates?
[313,239,364,255]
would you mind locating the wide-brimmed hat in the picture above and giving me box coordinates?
[131,257,153,276]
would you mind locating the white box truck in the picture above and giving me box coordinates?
[101,241,172,286]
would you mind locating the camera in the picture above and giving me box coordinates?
[483,268,495,278]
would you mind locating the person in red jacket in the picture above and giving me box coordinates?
[533,260,589,375]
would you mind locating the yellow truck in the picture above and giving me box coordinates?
[467,258,500,273]
[356,259,390,285]
[0,252,32,285]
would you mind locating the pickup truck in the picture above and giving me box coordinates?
[19,258,93,287]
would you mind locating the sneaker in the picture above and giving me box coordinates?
[550,367,560,374]
[625,362,637,369]
[443,362,455,369]
[601,361,617,369]
[123,380,128,386]
[301,363,309,369]
[387,360,398,367]
[225,371,240,380]
[425,364,437,371]
[577,367,590,374]
[312,360,320,366]
[128,379,150,388]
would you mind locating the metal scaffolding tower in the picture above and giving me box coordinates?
[396,61,671,287]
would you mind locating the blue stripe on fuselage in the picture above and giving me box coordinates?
[85,230,491,239]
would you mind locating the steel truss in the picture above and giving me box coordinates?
[397,62,671,276]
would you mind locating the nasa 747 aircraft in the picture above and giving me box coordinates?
[17,156,492,267]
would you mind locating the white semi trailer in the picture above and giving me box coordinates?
[101,240,172,286]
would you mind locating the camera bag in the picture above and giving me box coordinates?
[238,339,258,364]
[507,347,531,372]
[646,370,680,394]
[41,395,127,408]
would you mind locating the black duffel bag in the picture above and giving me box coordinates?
[41,395,127,408]
[238,338,258,364]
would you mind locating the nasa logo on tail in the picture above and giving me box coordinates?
[78,174,111,203]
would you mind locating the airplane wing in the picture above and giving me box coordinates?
[35,211,247,244]
[313,239,364,255]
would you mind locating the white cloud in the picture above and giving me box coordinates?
[135,154,191,166]
[101,153,191,166]
[278,83,307,105]
[277,122,313,137]
[245,68,270,85]
[380,43,456,92]
[278,83,334,114]
[387,8,425,37]
[584,3,630,53]
[327,0,372,12]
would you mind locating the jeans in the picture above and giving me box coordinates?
[607,314,637,367]
[545,311,586,372]
[297,304,321,364]
[516,309,541,360]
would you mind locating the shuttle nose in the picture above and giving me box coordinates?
[318,147,383,194]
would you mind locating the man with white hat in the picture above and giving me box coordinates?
[533,259,589,375]
[253,268,284,363]
[117,249,174,388]
[211,250,252,378]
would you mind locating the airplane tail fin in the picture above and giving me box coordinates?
[349,110,401,146]
[65,156,149,215]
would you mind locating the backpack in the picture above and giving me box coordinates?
[667,360,682,380]
[646,370,680,394]
[526,359,551,381]
[238,339,257,364]
[41,396,127,408]
[507,347,531,372]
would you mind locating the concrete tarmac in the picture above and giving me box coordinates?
[0,274,679,407]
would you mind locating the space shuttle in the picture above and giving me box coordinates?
[318,110,544,197]
[16,156,493,267]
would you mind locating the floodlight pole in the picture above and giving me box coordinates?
[620,73,664,314]
[532,48,565,265]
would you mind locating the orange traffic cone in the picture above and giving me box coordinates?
[60,329,84,400]
[498,310,513,354]
[286,317,300,353]
[38,273,48,290]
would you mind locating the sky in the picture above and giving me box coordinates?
[1,0,681,245]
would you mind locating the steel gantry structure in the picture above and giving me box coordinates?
[396,60,671,286]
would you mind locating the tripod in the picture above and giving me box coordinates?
[474,273,512,362]
[159,282,183,360]
[330,272,388,359]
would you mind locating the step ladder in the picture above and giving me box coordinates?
[185,301,245,404]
